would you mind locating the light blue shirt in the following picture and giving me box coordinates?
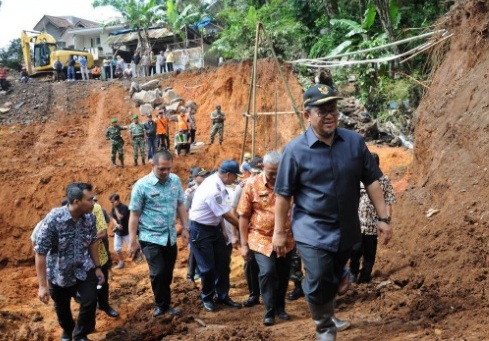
[129,172,184,246]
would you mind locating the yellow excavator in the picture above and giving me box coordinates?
[21,30,94,79]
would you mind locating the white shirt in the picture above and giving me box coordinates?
[189,173,231,225]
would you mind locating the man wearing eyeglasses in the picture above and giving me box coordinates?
[273,84,393,341]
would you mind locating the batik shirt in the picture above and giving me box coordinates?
[238,172,294,257]
[93,203,109,266]
[358,175,396,235]
[34,205,97,287]
[129,172,185,247]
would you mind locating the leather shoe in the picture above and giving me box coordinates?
[101,306,119,318]
[215,297,242,308]
[243,296,259,307]
[263,316,275,326]
[203,300,215,312]
[287,287,304,300]
[277,310,290,320]
[153,306,165,317]
[60,330,72,341]
[332,316,351,331]
[166,307,182,316]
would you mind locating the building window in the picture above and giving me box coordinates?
[90,37,101,48]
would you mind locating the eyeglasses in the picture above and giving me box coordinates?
[313,108,339,118]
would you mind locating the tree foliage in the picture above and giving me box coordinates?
[0,38,22,70]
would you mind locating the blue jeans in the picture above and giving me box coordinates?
[67,66,75,80]
[189,221,231,302]
[146,137,158,160]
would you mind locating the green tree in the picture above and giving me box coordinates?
[0,38,23,70]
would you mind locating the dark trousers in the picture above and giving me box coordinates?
[189,221,231,302]
[146,137,158,160]
[296,241,350,305]
[97,263,111,310]
[104,66,111,79]
[244,252,260,298]
[157,133,168,150]
[186,247,200,279]
[254,251,291,317]
[176,143,190,155]
[350,234,378,282]
[167,62,174,72]
[159,63,166,73]
[189,129,196,144]
[49,269,98,340]
[140,240,177,309]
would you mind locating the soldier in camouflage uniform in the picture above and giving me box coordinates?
[129,114,146,166]
[209,105,225,145]
[105,118,127,167]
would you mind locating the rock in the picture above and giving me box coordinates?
[139,103,153,116]
[14,102,25,109]
[0,107,10,114]
[425,208,440,217]
[140,79,160,91]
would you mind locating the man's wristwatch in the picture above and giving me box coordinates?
[378,216,391,224]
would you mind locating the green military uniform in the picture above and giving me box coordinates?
[210,108,225,144]
[105,119,127,167]
[129,115,146,165]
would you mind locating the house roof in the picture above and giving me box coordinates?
[104,27,173,46]
[33,15,100,31]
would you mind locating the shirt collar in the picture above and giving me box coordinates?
[59,204,87,222]
[149,171,172,186]
[304,126,344,148]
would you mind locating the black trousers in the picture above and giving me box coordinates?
[49,269,98,340]
[140,240,177,309]
[97,263,111,310]
[176,143,190,155]
[157,134,168,150]
[350,234,378,282]
[189,129,196,144]
[296,241,350,305]
[254,251,291,318]
[244,253,260,298]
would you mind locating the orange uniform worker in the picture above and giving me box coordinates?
[177,107,189,140]
[156,108,170,150]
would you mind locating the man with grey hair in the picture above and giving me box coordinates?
[238,151,294,326]
[273,84,393,340]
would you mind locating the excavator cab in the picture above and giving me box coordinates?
[34,41,56,67]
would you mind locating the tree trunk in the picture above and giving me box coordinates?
[325,0,339,18]
[372,0,400,70]
[358,0,367,21]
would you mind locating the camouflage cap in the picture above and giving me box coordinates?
[111,118,118,123]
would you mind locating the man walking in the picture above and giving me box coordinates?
[129,114,146,166]
[209,105,225,145]
[156,109,169,150]
[104,118,127,168]
[53,57,64,82]
[109,193,130,270]
[238,151,294,326]
[35,182,104,341]
[144,114,158,161]
[189,160,243,312]
[128,150,189,317]
[79,55,89,81]
[273,84,393,341]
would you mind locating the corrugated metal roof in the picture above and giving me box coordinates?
[105,28,173,45]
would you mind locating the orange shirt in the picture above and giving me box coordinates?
[177,113,189,131]
[237,172,294,256]
[156,116,168,134]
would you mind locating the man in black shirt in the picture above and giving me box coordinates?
[144,114,158,161]
[109,193,130,269]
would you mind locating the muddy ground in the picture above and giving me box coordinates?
[3,1,489,340]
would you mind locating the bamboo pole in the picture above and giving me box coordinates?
[260,25,305,131]
[251,23,262,157]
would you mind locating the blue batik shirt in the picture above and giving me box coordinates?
[34,205,97,287]
[129,172,185,246]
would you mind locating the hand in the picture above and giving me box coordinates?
[128,240,140,259]
[38,285,50,304]
[181,229,189,246]
[272,231,287,257]
[378,221,393,245]
[95,267,105,286]
[240,244,250,261]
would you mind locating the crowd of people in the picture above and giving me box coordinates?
[33,83,395,341]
